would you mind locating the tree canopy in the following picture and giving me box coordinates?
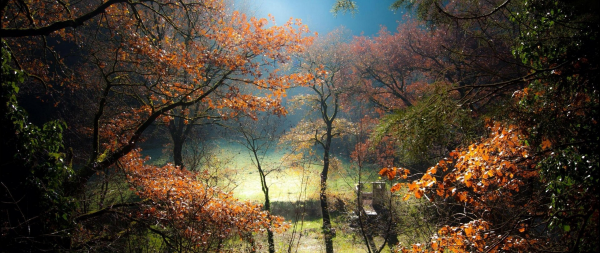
[1,0,313,250]
[1,0,598,251]
[371,0,599,252]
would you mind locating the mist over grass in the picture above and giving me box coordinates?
[139,129,385,203]
[134,120,400,252]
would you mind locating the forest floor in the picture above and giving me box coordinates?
[213,142,391,252]
[143,140,392,252]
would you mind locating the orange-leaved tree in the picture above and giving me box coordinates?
[338,0,598,252]
[381,122,544,252]
[375,0,599,252]
[117,149,287,251]
[1,0,313,250]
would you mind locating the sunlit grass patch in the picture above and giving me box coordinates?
[139,139,436,252]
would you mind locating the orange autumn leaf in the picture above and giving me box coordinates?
[379,167,398,180]
[456,191,468,202]
[414,189,423,199]
[541,138,552,150]
[408,181,417,191]
[390,183,403,192]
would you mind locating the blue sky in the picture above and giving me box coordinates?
[241,0,406,37]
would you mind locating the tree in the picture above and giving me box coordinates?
[331,0,598,251]
[348,6,525,166]
[1,41,74,251]
[382,123,544,252]
[114,149,289,252]
[164,103,215,169]
[371,86,481,166]
[233,114,285,253]
[375,0,599,252]
[2,0,314,250]
[349,21,438,111]
[509,1,599,250]
[280,28,356,253]
[341,0,526,106]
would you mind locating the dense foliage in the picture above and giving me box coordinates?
[1,42,74,251]
[369,0,599,252]
[1,0,312,251]
[1,0,598,251]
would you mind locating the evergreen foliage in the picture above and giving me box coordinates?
[1,41,74,252]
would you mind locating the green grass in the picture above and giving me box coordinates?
[139,140,433,252]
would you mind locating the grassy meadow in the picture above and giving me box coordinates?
[139,138,401,252]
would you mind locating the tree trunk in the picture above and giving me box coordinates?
[320,125,334,253]
[172,135,184,169]
[256,153,275,253]
[169,107,192,170]
[265,193,275,253]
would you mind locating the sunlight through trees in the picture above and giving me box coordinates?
[1,0,597,252]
